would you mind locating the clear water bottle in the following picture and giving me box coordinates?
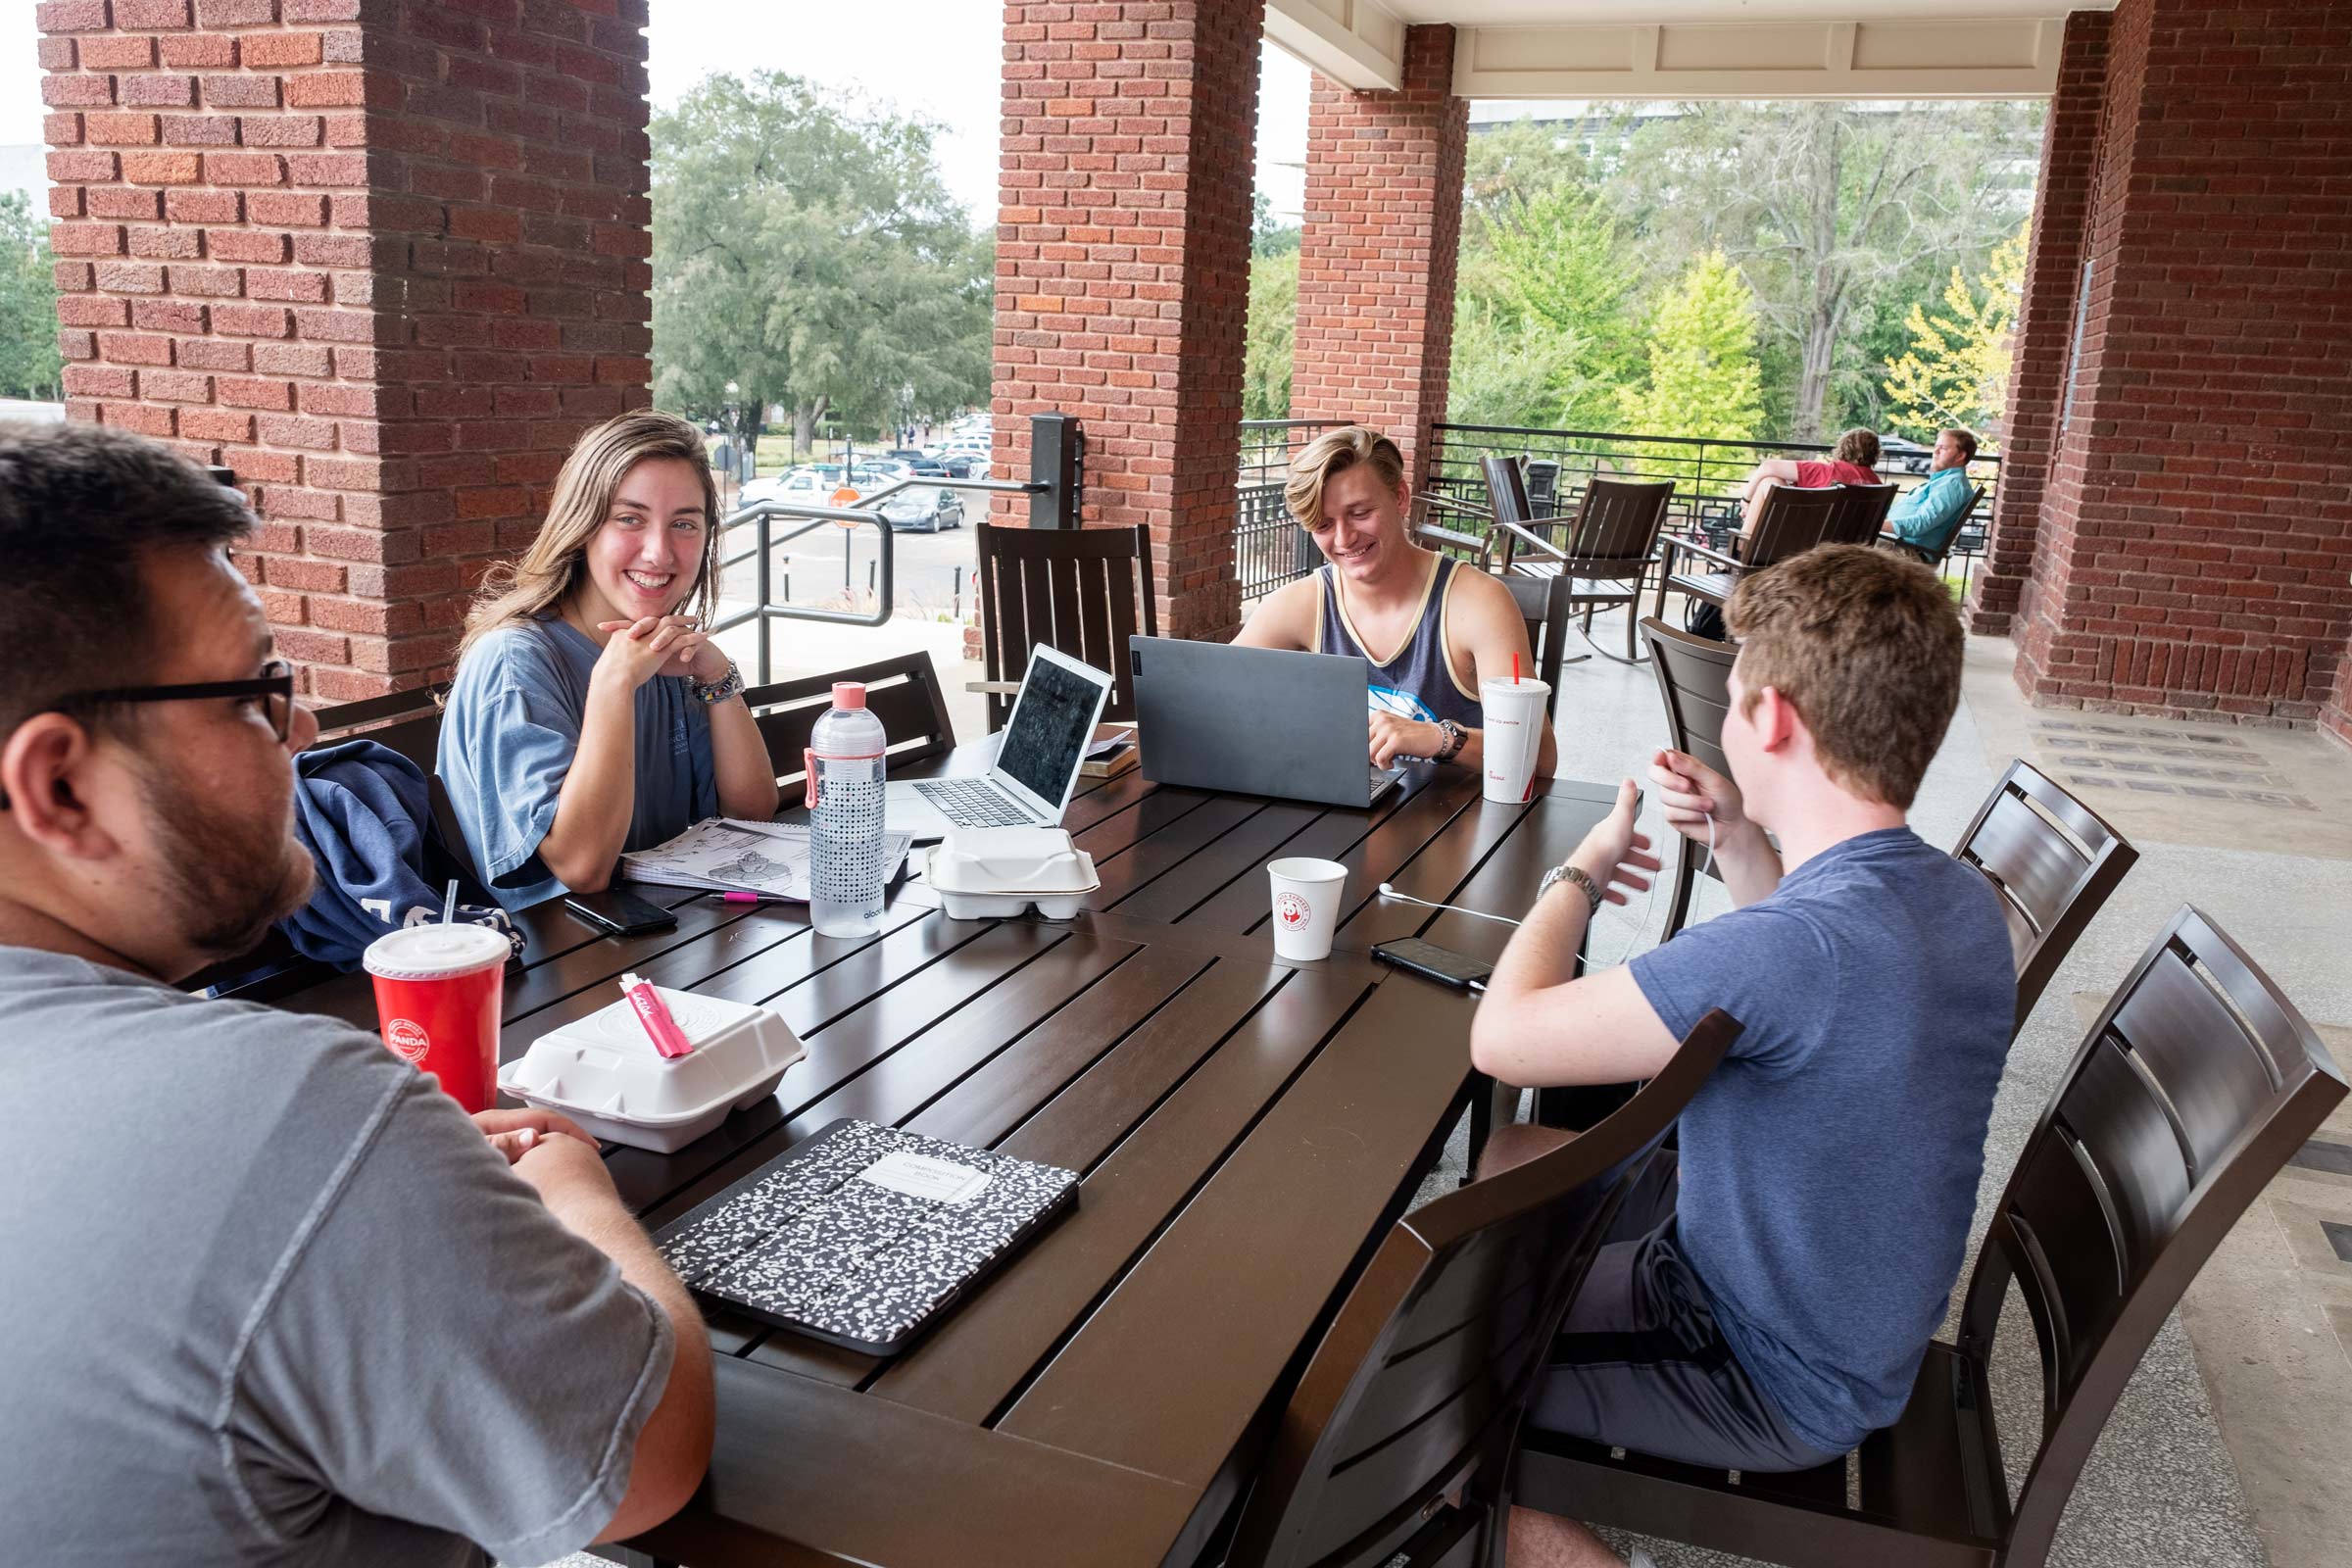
[807,682,887,938]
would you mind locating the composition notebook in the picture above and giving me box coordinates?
[654,1118,1080,1355]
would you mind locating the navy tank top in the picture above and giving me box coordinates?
[1317,555,1485,730]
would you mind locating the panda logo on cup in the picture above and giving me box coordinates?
[385,1017,430,1063]
[1275,891,1312,930]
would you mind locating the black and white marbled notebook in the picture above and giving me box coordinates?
[655,1118,1080,1354]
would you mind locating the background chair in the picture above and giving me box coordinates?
[1512,905,2345,1568]
[1496,573,1573,718]
[1822,480,1899,545]
[1640,616,1737,942]
[1223,1010,1742,1568]
[1485,464,1677,666]
[1950,760,2138,1038]
[972,522,1156,730]
[744,650,956,795]
[1653,483,1844,632]
[1884,482,1988,567]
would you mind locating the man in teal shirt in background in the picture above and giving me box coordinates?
[1886,426,1980,562]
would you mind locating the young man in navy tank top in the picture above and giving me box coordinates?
[1466,545,2013,1568]
[1236,426,1557,778]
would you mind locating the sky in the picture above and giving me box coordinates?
[1,2,1318,222]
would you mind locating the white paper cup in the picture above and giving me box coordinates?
[1481,677,1550,804]
[1267,857,1348,961]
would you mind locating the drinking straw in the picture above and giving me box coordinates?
[442,879,459,925]
[1513,652,1521,684]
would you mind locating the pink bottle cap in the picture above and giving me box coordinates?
[832,682,866,709]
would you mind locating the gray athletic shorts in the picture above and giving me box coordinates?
[1525,1177,1841,1475]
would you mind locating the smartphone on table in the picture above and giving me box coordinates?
[1370,937,1494,993]
[564,886,679,938]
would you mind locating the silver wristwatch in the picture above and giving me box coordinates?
[1539,861,1603,914]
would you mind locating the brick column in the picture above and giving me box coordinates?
[39,0,651,703]
[1965,9,2108,637]
[1288,26,1466,492]
[2007,0,2352,724]
[994,0,1264,642]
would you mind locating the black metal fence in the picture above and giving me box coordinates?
[1236,418,1346,600]
[1422,422,2000,590]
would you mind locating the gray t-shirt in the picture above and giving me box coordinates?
[0,946,675,1567]
[437,617,718,911]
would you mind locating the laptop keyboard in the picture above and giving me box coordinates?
[914,777,1031,827]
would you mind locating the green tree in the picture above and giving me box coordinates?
[1447,121,1638,431]
[1613,100,2042,438]
[1884,218,2028,443]
[0,192,62,402]
[1242,247,1296,422]
[650,73,991,458]
[1616,248,1763,469]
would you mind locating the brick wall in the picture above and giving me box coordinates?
[39,0,651,703]
[1966,9,2108,637]
[2008,0,2352,724]
[993,0,1264,642]
[1288,25,1467,490]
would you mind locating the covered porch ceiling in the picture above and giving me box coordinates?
[1265,0,2122,97]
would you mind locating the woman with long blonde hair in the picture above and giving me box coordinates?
[437,410,779,909]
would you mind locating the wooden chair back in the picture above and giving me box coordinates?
[1227,1010,1743,1568]
[974,522,1157,729]
[1951,761,2138,1037]
[1498,475,1675,581]
[1640,616,1737,940]
[743,650,956,794]
[1741,483,1845,570]
[1951,906,2344,1564]
[1821,482,1899,546]
[1498,573,1571,718]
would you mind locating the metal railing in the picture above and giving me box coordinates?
[713,473,1045,682]
[1235,418,1347,599]
[1423,422,2001,590]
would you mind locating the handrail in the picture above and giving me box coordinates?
[711,473,1048,681]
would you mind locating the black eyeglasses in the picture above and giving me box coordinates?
[54,660,299,744]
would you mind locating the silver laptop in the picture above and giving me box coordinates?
[1128,637,1404,808]
[885,644,1112,842]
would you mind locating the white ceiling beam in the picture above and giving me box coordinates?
[1453,15,2067,99]
[1265,0,1409,92]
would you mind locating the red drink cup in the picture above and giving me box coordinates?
[362,924,511,1112]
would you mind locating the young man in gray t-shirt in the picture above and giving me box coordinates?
[0,424,712,1565]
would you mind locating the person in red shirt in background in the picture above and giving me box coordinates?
[1736,428,1882,535]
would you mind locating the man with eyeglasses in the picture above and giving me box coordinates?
[0,423,712,1565]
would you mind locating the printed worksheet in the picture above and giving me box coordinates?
[619,819,911,901]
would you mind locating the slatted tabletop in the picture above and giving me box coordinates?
[271,747,1614,1568]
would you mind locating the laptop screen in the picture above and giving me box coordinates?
[995,655,1104,807]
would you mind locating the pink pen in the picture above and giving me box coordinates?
[620,971,694,1059]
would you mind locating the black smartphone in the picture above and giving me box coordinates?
[1371,937,1494,993]
[564,886,679,938]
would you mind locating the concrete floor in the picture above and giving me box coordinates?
[1407,608,2352,1568]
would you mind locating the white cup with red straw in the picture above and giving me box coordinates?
[1481,652,1548,804]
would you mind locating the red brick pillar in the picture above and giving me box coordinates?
[1965,9,2108,637]
[994,0,1264,642]
[39,0,651,703]
[2008,0,2352,724]
[1288,26,1467,491]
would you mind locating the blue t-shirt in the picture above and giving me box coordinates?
[437,617,718,911]
[1627,826,2013,1455]
[1887,466,1974,555]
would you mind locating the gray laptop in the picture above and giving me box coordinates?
[1128,637,1404,808]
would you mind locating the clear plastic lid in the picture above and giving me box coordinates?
[361,922,511,980]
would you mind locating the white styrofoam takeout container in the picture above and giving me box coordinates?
[925,825,1101,920]
[496,987,804,1152]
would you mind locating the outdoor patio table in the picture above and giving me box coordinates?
[268,741,1615,1568]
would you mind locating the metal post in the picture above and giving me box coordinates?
[1028,412,1083,528]
[755,513,772,684]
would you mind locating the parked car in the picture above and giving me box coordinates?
[878,486,966,533]
[1878,436,1936,476]
[743,463,904,507]
[886,448,947,476]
